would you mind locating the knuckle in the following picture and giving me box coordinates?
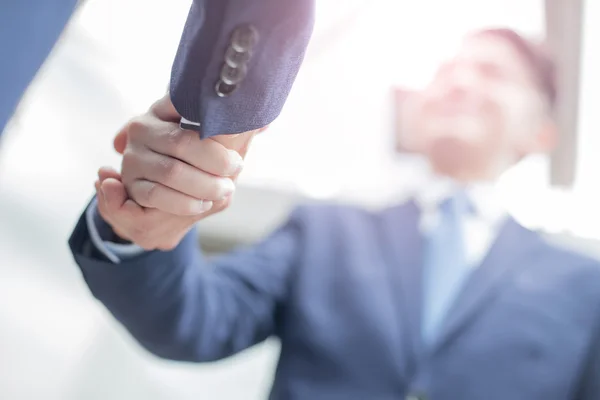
[137,181,157,206]
[165,128,192,156]
[145,182,158,205]
[121,150,138,171]
[126,117,146,141]
[156,157,182,183]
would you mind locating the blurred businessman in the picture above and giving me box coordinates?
[70,28,600,399]
[0,0,314,147]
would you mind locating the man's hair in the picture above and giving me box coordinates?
[470,28,557,110]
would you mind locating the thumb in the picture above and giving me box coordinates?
[212,128,261,159]
[100,178,128,212]
[151,93,181,122]
[98,166,121,182]
[113,128,127,155]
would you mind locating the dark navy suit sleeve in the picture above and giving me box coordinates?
[0,0,79,135]
[68,207,304,362]
[169,0,315,138]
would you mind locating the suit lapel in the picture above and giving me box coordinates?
[431,217,542,353]
[379,201,424,377]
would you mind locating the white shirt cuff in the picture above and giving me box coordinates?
[85,198,146,263]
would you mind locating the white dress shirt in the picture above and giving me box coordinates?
[413,176,507,269]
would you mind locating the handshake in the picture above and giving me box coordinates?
[95,94,264,251]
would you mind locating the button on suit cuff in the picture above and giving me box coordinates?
[85,198,146,264]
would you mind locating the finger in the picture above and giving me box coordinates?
[234,132,256,159]
[213,132,257,182]
[144,127,244,177]
[150,93,181,122]
[128,179,213,216]
[102,178,146,221]
[125,151,235,201]
[212,128,260,158]
[116,93,180,156]
[98,166,121,182]
[210,193,234,214]
[95,180,112,223]
[99,178,136,213]
[114,127,128,154]
[95,180,136,243]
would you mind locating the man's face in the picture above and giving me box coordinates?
[404,34,553,181]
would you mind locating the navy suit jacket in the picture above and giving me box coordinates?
[70,201,600,400]
[1,0,315,138]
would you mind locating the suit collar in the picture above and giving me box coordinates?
[379,202,543,359]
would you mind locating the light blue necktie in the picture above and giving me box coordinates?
[422,192,472,344]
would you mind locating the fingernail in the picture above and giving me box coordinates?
[193,200,213,214]
[218,178,236,199]
[227,150,244,176]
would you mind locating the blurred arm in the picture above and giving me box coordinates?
[69,204,304,362]
[0,0,79,133]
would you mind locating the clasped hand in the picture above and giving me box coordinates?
[95,94,261,250]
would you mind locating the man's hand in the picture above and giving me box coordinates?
[95,94,262,250]
[95,168,204,251]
